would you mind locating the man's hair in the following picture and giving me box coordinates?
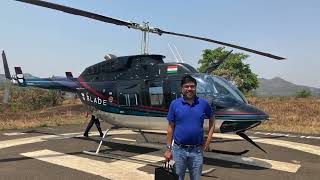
[181,75,197,87]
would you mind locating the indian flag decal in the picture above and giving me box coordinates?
[167,65,178,73]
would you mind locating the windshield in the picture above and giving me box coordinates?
[192,74,246,104]
[215,76,248,103]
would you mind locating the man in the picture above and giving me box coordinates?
[164,75,215,180]
[83,115,104,137]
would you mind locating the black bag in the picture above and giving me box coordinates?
[155,161,179,180]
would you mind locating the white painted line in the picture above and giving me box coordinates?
[7,129,301,174]
[21,149,161,180]
[0,135,53,150]
[216,134,320,156]
[2,128,318,158]
[0,132,90,150]
[105,136,301,173]
[113,137,137,142]
[3,132,26,136]
[255,139,320,156]
[139,130,320,156]
[0,130,137,150]
[253,131,320,140]
[80,130,138,137]
[109,130,138,135]
[204,152,301,173]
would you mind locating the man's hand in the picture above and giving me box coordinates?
[203,143,211,152]
[203,117,215,152]
[164,149,173,161]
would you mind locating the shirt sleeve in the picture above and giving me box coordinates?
[205,101,214,118]
[167,100,176,122]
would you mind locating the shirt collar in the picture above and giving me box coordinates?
[182,96,199,105]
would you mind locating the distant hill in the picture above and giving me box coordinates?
[254,77,320,96]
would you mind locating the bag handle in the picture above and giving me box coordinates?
[163,160,175,172]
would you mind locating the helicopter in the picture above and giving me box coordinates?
[3,0,286,155]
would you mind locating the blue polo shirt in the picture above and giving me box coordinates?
[167,97,213,145]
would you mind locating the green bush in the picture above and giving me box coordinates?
[295,89,311,98]
[9,86,64,110]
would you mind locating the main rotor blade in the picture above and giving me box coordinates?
[157,30,285,60]
[15,0,134,27]
[15,0,285,60]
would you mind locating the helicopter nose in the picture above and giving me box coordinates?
[239,103,269,118]
[214,104,269,133]
[215,103,268,119]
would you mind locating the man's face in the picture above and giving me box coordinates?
[181,82,196,100]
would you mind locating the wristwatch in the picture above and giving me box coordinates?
[166,144,172,150]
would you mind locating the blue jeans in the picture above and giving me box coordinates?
[172,144,203,180]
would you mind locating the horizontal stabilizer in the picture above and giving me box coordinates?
[65,71,73,79]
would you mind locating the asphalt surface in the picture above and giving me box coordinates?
[0,123,319,180]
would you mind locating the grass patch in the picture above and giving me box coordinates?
[0,99,88,130]
[248,96,320,135]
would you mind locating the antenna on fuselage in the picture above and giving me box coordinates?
[173,44,184,63]
[168,42,179,62]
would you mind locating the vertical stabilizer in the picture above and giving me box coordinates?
[1,50,12,104]
[2,50,12,80]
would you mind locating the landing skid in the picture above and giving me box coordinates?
[83,127,215,176]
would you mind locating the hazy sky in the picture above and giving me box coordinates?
[0,0,319,87]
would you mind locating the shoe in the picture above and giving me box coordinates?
[83,133,89,137]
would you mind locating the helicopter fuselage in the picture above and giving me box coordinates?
[76,54,268,133]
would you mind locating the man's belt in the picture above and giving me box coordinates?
[174,142,202,148]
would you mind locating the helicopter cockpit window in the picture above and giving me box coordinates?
[119,93,139,106]
[192,74,246,104]
[193,74,216,104]
[211,76,246,103]
[149,86,164,106]
[216,76,248,103]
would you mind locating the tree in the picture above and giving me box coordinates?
[198,47,259,93]
[295,89,311,98]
